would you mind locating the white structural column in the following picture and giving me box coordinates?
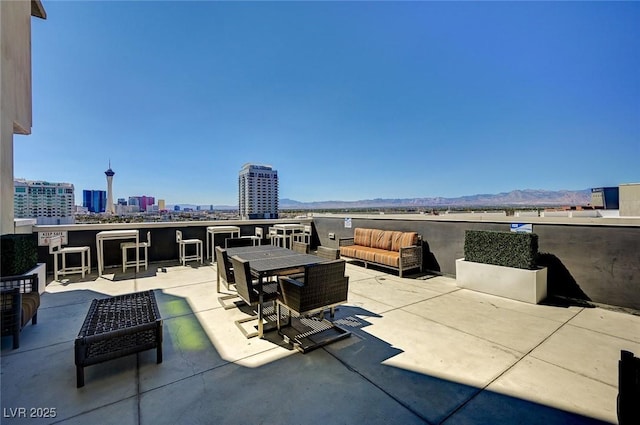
[0,1,46,235]
[105,163,115,215]
[0,115,14,235]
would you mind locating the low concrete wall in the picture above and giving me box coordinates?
[312,215,640,311]
[34,219,311,277]
[32,216,640,310]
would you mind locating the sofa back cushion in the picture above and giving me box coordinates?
[371,230,393,251]
[391,232,418,251]
[354,228,373,247]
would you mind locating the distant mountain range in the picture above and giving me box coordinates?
[279,189,592,210]
[169,189,592,211]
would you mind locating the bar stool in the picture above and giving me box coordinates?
[49,236,90,281]
[176,230,203,266]
[241,227,263,246]
[293,225,312,244]
[268,227,287,247]
[121,231,151,272]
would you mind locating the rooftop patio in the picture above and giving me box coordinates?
[2,258,638,425]
[2,256,640,424]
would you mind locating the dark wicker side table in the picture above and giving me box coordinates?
[75,290,163,388]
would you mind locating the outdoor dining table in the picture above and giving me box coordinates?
[96,229,139,277]
[225,245,323,338]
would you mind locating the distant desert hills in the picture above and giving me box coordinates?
[279,189,592,209]
[171,188,592,210]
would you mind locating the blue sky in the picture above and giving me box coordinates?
[15,1,639,206]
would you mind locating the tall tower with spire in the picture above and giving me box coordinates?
[105,161,116,215]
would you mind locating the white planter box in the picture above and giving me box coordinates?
[455,258,547,304]
[23,263,47,294]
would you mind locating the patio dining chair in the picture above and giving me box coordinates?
[316,246,340,261]
[292,241,310,254]
[216,246,241,310]
[225,237,254,248]
[229,256,278,338]
[277,259,349,331]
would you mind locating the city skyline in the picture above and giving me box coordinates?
[13,1,639,206]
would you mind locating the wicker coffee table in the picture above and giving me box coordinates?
[75,290,163,388]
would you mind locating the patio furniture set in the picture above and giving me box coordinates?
[216,243,351,352]
[43,224,315,283]
[1,223,422,387]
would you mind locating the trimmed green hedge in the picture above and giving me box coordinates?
[464,230,538,270]
[1,234,38,276]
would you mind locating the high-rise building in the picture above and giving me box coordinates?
[591,187,620,210]
[83,189,106,213]
[105,162,115,215]
[14,179,75,225]
[128,196,155,212]
[140,196,155,212]
[158,199,166,210]
[238,163,278,220]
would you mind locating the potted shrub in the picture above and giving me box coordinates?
[1,233,46,293]
[455,230,547,304]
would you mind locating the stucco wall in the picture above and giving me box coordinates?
[313,215,640,310]
[620,183,640,217]
[1,0,33,134]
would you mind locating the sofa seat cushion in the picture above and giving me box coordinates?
[340,245,402,268]
[341,245,377,262]
[339,245,359,259]
[21,292,40,327]
[374,251,400,268]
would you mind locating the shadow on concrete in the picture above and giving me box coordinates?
[422,239,441,273]
[342,259,435,280]
[537,253,594,308]
[442,386,612,425]
[325,305,612,425]
[1,285,615,425]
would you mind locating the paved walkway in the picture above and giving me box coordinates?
[2,261,638,424]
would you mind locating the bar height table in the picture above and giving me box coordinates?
[96,230,139,277]
[272,224,305,249]
[206,226,240,261]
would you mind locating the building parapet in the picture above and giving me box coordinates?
[32,217,312,233]
[311,213,640,227]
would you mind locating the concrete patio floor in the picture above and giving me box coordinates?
[2,260,639,425]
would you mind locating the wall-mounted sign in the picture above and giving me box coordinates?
[344,218,352,229]
[510,223,533,233]
[39,231,68,246]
